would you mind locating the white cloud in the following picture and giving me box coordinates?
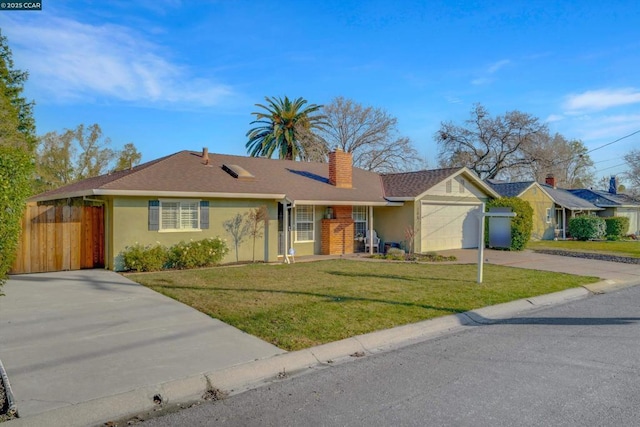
[487,59,510,74]
[545,114,564,123]
[471,59,511,86]
[564,88,640,112]
[2,15,233,107]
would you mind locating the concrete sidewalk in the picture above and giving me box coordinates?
[2,251,640,426]
[0,270,284,419]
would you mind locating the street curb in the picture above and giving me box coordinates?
[5,279,639,427]
[0,357,17,418]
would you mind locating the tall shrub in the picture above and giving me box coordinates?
[568,216,605,241]
[485,197,533,251]
[604,216,630,240]
[0,32,35,289]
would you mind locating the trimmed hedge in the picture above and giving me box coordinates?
[604,216,630,240]
[486,197,533,251]
[568,216,605,241]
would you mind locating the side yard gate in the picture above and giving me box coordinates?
[10,204,105,274]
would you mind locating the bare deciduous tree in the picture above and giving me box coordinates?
[223,213,251,263]
[317,97,424,172]
[622,149,640,196]
[246,206,269,262]
[436,103,547,180]
[509,133,595,188]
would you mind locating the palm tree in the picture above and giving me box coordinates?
[246,96,326,161]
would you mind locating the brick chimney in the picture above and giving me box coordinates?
[328,148,352,188]
[609,176,617,195]
[545,174,556,188]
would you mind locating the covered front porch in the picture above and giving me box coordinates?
[277,203,381,260]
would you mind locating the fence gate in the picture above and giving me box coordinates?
[10,204,105,274]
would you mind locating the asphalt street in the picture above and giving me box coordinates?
[142,283,640,427]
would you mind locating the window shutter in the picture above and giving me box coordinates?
[200,201,209,229]
[148,200,160,231]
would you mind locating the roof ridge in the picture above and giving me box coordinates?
[381,166,461,177]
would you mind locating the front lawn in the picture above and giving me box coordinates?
[527,240,640,258]
[127,260,599,351]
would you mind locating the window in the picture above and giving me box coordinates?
[459,179,466,193]
[353,206,367,239]
[545,208,552,224]
[445,179,452,193]
[161,200,199,231]
[295,205,314,241]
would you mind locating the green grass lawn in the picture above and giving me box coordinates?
[527,240,640,258]
[127,259,599,351]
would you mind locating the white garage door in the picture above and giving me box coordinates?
[421,202,481,251]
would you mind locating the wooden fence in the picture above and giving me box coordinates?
[10,204,105,274]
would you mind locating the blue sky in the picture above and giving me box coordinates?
[2,0,639,182]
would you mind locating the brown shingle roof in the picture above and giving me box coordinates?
[381,167,464,198]
[32,150,389,204]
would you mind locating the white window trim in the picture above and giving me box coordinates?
[294,205,315,242]
[159,199,202,232]
[352,206,367,239]
[545,207,552,224]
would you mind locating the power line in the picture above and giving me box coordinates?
[594,162,628,174]
[587,129,640,154]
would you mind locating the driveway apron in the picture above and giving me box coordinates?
[0,270,285,417]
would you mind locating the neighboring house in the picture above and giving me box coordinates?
[569,177,640,236]
[22,149,497,272]
[487,175,601,240]
[379,168,500,252]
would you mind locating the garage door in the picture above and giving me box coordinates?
[421,202,481,251]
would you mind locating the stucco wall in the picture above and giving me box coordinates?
[520,186,555,240]
[374,203,415,251]
[111,197,278,271]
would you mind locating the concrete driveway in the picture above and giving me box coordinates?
[0,270,284,418]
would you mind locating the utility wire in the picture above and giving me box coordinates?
[586,129,640,154]
[594,162,628,174]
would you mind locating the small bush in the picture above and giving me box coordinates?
[604,216,630,240]
[122,243,169,272]
[486,197,533,251]
[168,237,229,269]
[568,216,606,241]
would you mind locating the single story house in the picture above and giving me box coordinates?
[24,148,498,272]
[487,175,601,240]
[569,177,640,236]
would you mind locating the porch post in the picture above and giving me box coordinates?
[283,202,289,263]
[368,205,374,254]
[562,209,566,240]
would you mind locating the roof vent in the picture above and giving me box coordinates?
[222,164,255,181]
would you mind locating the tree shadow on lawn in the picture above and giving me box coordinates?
[150,285,468,315]
[325,270,476,284]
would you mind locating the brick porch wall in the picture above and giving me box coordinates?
[321,206,354,255]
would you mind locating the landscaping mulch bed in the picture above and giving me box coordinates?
[533,249,640,265]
